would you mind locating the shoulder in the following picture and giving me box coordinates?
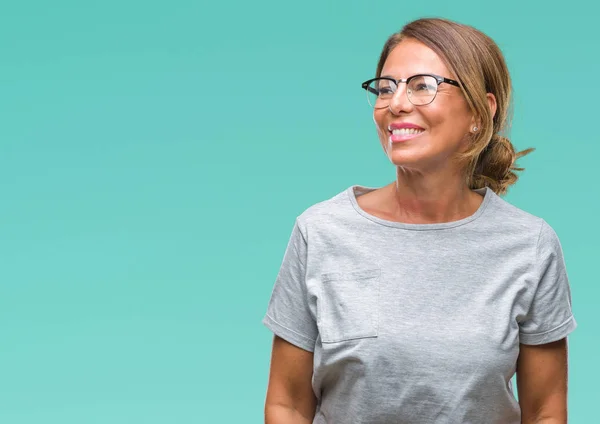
[485,191,568,263]
[293,186,356,236]
[485,190,547,235]
[483,192,568,270]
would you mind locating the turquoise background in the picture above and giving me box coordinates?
[0,0,597,422]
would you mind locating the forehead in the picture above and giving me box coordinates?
[381,38,452,78]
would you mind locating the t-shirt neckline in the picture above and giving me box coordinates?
[347,185,494,231]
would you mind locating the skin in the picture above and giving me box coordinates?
[264,37,569,423]
[360,37,496,225]
[517,339,570,423]
[265,336,316,424]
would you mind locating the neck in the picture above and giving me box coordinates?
[387,168,483,224]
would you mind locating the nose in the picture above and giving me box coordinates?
[387,83,414,115]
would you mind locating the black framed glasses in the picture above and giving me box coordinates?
[361,74,461,108]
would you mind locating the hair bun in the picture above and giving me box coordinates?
[472,135,534,195]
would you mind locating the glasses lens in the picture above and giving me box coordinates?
[407,75,438,105]
[367,78,396,108]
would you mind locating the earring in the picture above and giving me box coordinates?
[472,126,478,132]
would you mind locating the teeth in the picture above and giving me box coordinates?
[391,128,424,135]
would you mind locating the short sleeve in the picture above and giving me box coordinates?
[519,220,577,345]
[262,218,318,352]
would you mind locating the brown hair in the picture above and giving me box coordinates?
[376,18,533,195]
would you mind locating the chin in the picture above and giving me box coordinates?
[382,142,419,165]
[385,152,423,168]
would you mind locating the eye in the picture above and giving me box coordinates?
[415,83,434,91]
[374,80,396,97]
[408,75,438,94]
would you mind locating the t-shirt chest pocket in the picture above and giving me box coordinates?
[317,268,381,343]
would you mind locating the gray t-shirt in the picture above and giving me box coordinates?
[262,185,576,424]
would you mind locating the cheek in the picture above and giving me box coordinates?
[424,106,469,141]
[373,111,388,138]
[419,105,444,130]
[373,110,384,128]
[372,111,392,153]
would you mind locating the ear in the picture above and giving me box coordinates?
[471,93,498,131]
[487,93,497,119]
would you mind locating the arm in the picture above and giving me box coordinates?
[516,338,570,424]
[265,335,317,424]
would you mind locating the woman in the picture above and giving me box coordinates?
[262,18,576,424]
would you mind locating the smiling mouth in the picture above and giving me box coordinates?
[390,128,425,136]
[388,127,425,143]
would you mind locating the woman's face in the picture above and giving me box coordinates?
[373,38,475,173]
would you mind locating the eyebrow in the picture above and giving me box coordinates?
[379,73,430,79]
